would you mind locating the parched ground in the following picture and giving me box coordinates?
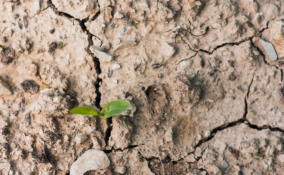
[0,0,284,175]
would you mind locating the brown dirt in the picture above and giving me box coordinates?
[0,0,284,175]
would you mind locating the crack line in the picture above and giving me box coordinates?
[103,144,142,153]
[46,0,118,148]
[197,20,270,55]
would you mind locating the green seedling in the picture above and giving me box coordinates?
[70,100,130,119]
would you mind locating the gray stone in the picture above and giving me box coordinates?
[260,39,278,61]
[220,160,229,170]
[70,149,110,175]
[90,46,114,62]
[162,43,175,57]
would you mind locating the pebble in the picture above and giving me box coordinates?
[112,63,121,70]
[220,160,229,170]
[114,12,124,19]
[164,128,173,142]
[70,149,110,175]
[21,80,40,94]
[184,154,196,162]
[57,161,65,171]
[178,60,191,70]
[162,43,175,57]
[114,166,126,174]
[260,39,278,61]
[90,46,114,62]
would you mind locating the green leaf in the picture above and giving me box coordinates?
[101,100,131,118]
[70,106,99,116]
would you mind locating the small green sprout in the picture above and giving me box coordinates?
[70,100,130,119]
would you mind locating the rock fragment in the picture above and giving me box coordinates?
[112,63,121,70]
[260,39,278,61]
[21,80,40,94]
[1,47,15,64]
[90,47,114,62]
[114,12,124,19]
[70,149,110,175]
[161,43,175,57]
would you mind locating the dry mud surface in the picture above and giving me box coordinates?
[0,0,284,175]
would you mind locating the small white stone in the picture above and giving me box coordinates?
[113,79,118,84]
[164,128,173,142]
[57,161,65,171]
[178,60,191,70]
[114,166,126,174]
[8,170,13,175]
[70,149,110,175]
[64,135,69,143]
[220,161,229,170]
[137,0,149,8]
[260,39,278,61]
[112,63,121,70]
[75,134,88,144]
[114,12,124,19]
[204,130,211,137]
[162,43,175,57]
[184,154,196,162]
[90,47,114,62]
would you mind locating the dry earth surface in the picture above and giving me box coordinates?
[0,0,284,175]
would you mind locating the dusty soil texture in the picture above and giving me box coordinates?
[0,0,284,175]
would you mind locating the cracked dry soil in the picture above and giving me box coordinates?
[0,0,284,175]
